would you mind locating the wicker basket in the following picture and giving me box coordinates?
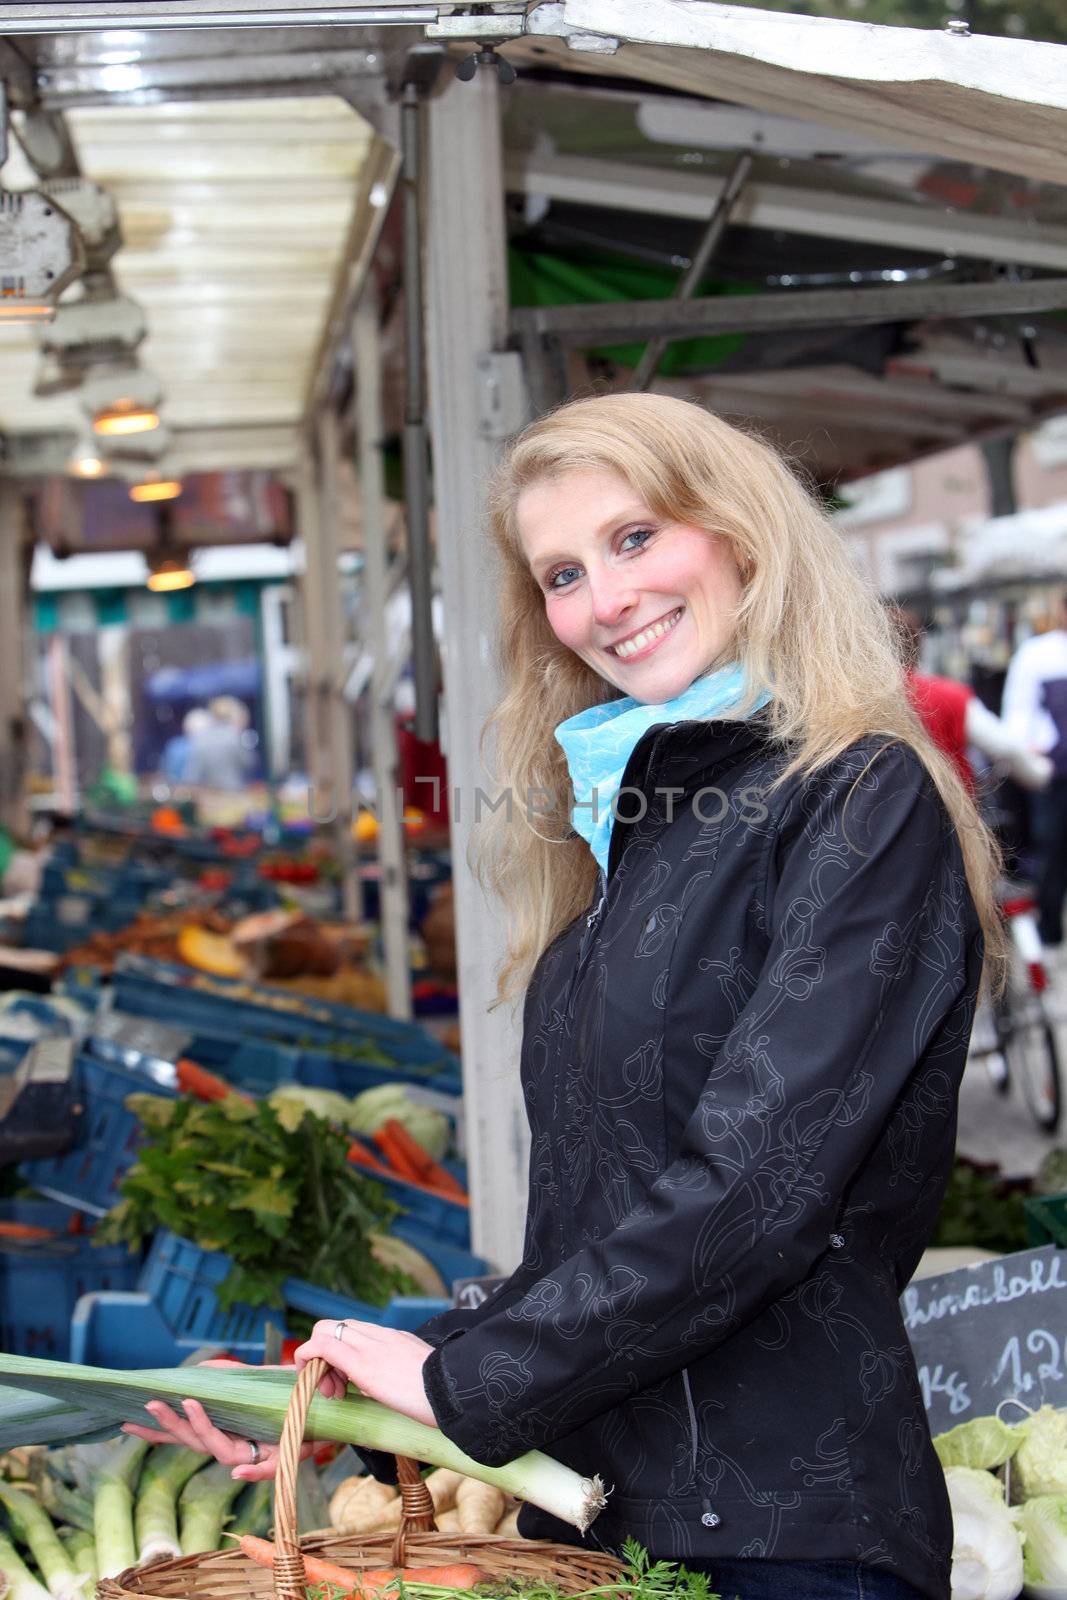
[98,1356,626,1600]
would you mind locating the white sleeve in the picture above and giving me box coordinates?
[1001,644,1041,746]
[965,698,1053,790]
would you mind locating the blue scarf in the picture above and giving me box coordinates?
[554,663,768,877]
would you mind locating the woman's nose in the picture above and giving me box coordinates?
[588,569,638,628]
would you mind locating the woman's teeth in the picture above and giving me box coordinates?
[610,608,683,660]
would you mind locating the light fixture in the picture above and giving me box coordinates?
[80,361,162,438]
[0,302,55,324]
[146,555,195,592]
[68,435,107,478]
[94,398,161,437]
[130,470,182,503]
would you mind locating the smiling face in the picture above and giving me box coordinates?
[516,467,745,704]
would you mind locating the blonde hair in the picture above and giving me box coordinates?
[477,392,1003,1006]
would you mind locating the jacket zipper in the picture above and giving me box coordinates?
[569,869,607,1010]
[681,1368,721,1529]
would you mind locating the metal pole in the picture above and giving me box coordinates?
[317,408,362,925]
[400,77,438,747]
[0,484,28,837]
[425,71,526,1271]
[631,148,753,393]
[353,294,412,1020]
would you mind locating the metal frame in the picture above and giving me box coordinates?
[353,292,412,1019]
[423,69,528,1271]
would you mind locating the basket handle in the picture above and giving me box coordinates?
[272,1357,438,1600]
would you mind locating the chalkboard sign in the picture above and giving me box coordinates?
[901,1245,1067,1434]
[452,1274,508,1311]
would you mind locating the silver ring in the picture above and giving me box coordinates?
[333,1320,350,1341]
[247,1440,260,1465]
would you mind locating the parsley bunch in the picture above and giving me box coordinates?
[99,1092,410,1312]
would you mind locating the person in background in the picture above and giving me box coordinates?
[185,696,253,793]
[1001,595,1067,948]
[160,706,211,787]
[890,607,1052,795]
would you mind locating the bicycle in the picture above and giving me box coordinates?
[968,879,1062,1134]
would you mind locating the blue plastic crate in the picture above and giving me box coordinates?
[376,1170,471,1249]
[0,1199,139,1359]
[136,1226,482,1354]
[69,1287,452,1368]
[22,1054,178,1216]
[112,961,462,1095]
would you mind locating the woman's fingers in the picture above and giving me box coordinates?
[122,1397,315,1482]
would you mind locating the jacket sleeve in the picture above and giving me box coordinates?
[421,742,981,1467]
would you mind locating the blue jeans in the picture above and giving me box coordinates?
[685,1559,930,1600]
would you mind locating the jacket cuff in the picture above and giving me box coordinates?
[421,1340,518,1469]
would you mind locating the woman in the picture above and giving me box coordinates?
[128,395,1002,1600]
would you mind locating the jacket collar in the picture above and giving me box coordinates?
[605,710,779,880]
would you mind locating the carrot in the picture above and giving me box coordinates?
[346,1137,394,1178]
[176,1057,251,1104]
[239,1537,484,1594]
[378,1120,468,1201]
[371,1124,423,1184]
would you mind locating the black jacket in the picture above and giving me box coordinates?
[420,719,982,1600]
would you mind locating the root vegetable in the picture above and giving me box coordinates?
[328,1478,397,1537]
[455,1479,505,1536]
[423,1471,464,1515]
[494,1507,520,1537]
[432,1510,460,1534]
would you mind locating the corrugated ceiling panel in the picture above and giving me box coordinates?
[0,95,371,437]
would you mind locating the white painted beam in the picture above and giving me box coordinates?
[508,151,1067,274]
[425,74,528,1273]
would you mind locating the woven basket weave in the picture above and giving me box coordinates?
[98,1356,626,1600]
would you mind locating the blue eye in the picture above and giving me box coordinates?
[620,527,653,552]
[548,566,582,590]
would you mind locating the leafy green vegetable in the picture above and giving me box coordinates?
[97,1093,411,1312]
[934,1415,1021,1472]
[931,1159,1029,1255]
[1015,1494,1067,1586]
[1014,1405,1067,1500]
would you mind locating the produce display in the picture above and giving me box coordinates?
[268,1084,451,1163]
[0,1434,273,1588]
[934,1407,1067,1597]
[96,1094,415,1314]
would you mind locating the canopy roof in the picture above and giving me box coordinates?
[0,0,1063,526]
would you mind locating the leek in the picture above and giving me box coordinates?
[0,1485,85,1600]
[56,1534,95,1588]
[94,1435,148,1581]
[0,1355,607,1535]
[178,1461,244,1556]
[0,1531,51,1600]
[228,1480,272,1539]
[134,1447,209,1566]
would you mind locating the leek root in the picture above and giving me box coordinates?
[134,1446,209,1566]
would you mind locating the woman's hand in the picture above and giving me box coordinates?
[294,1321,436,1427]
[120,1359,313,1483]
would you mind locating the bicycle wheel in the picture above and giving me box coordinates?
[1000,983,1062,1134]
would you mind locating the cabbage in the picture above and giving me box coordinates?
[935,1416,1021,1472]
[348,1085,450,1160]
[270,1082,452,1160]
[1014,1406,1067,1500]
[944,1467,1024,1600]
[267,1085,357,1127]
[1015,1495,1067,1587]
